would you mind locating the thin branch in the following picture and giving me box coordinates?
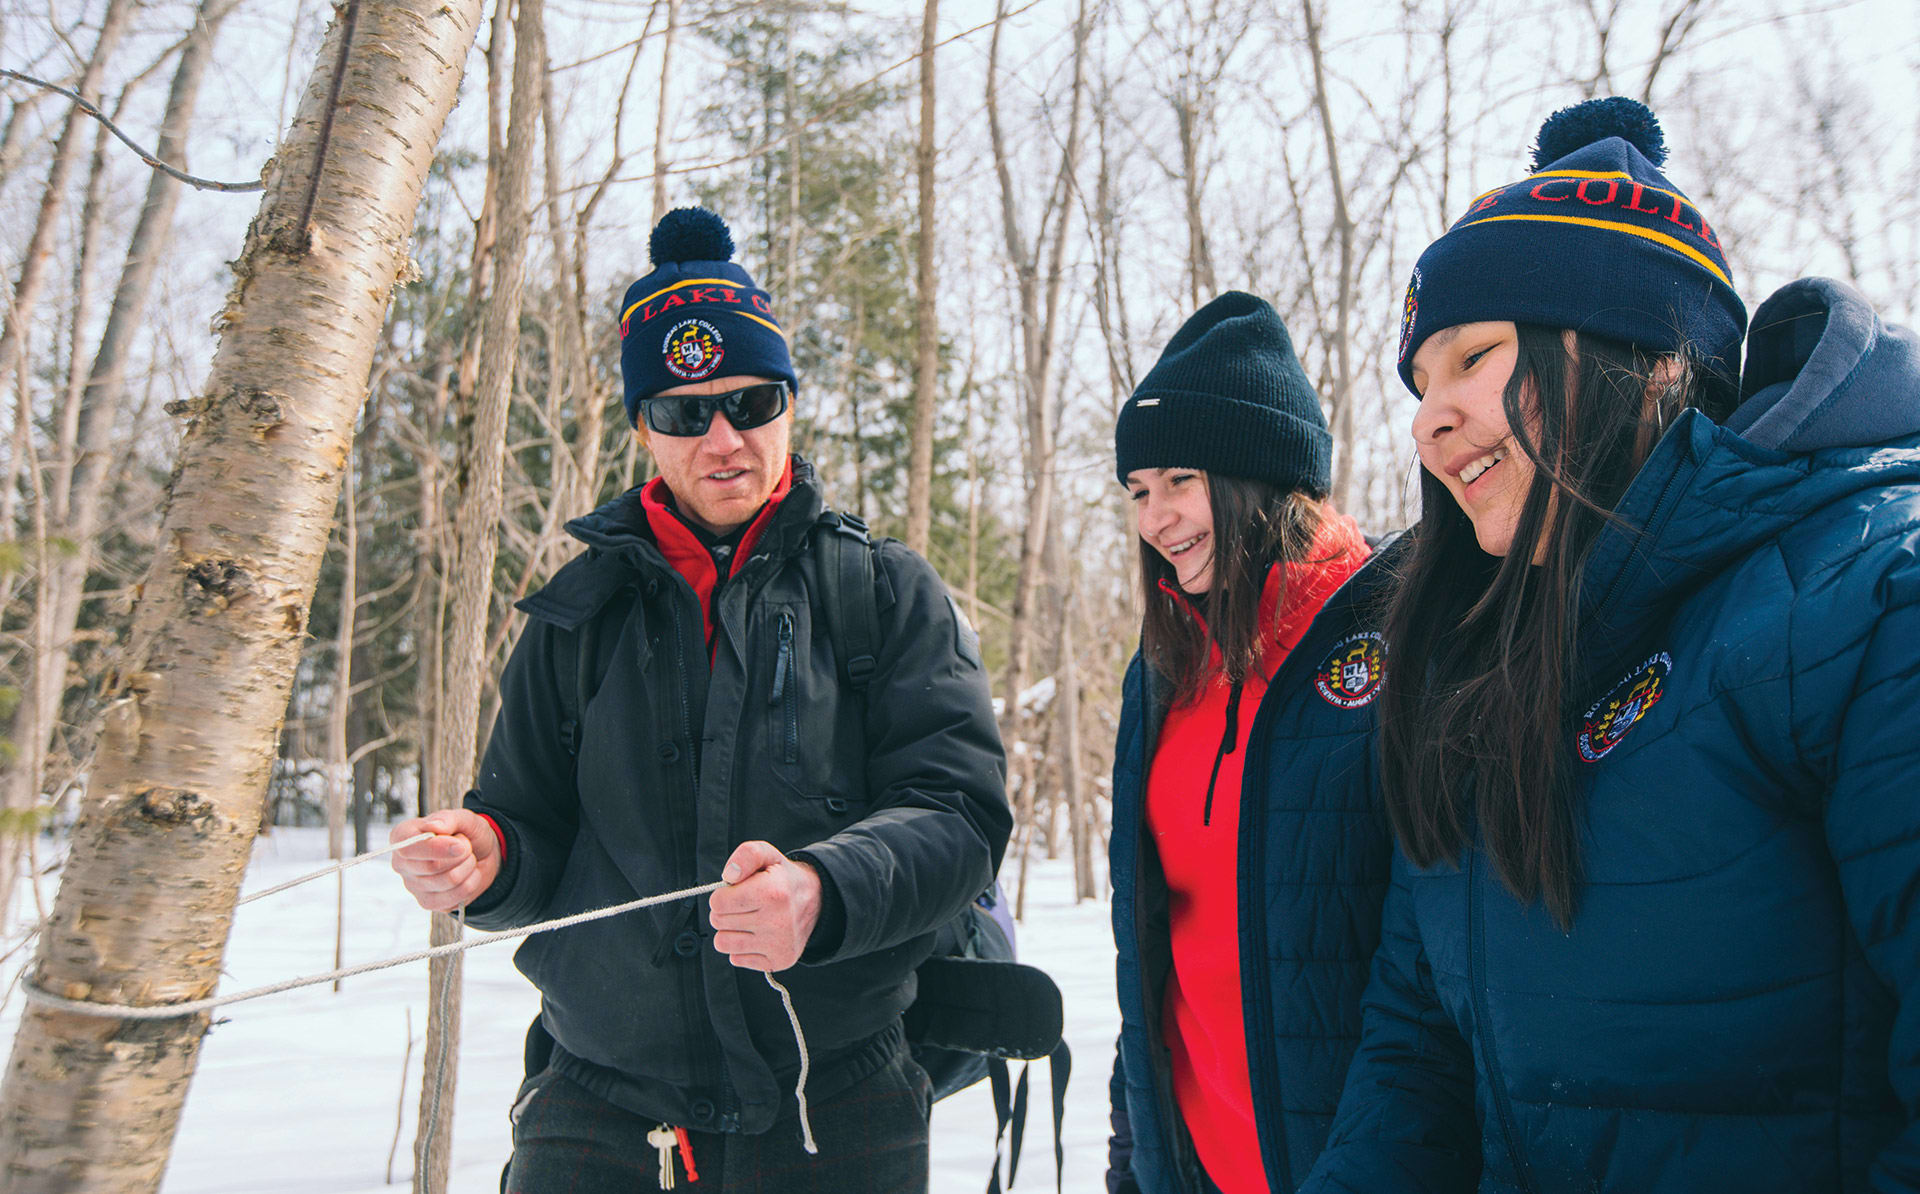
[0,66,262,192]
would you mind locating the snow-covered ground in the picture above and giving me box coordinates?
[1,827,1117,1193]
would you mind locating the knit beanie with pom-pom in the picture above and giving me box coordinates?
[1394,96,1746,397]
[619,207,797,425]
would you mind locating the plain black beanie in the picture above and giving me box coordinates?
[1114,291,1332,494]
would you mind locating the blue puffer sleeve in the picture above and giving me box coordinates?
[1795,528,1920,1191]
[1298,856,1480,1193]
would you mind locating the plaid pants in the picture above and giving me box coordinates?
[503,1043,932,1193]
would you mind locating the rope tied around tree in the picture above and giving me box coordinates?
[17,833,821,1156]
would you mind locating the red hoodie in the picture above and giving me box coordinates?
[1144,510,1369,1194]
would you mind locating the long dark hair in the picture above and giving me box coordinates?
[1140,473,1324,705]
[1377,324,1728,927]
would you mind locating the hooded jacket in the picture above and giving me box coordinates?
[1111,543,1399,1193]
[461,458,1010,1135]
[1301,278,1920,1194]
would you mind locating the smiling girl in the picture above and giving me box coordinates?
[1107,292,1397,1193]
[1302,98,1920,1193]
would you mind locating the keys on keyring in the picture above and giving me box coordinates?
[647,1124,678,1189]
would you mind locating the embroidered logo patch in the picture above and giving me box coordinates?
[1577,652,1671,761]
[1315,631,1386,709]
[1397,266,1422,364]
[663,319,724,380]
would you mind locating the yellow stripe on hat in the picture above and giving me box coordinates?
[621,278,750,325]
[1457,212,1731,286]
[1526,169,1637,181]
[737,311,788,341]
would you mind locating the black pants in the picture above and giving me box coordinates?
[503,1043,933,1193]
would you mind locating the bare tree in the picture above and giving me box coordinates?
[986,0,1091,917]
[1301,0,1357,511]
[3,0,240,934]
[0,0,136,402]
[651,0,679,222]
[906,0,941,555]
[1142,0,1253,309]
[0,2,486,1189]
[413,0,546,1188]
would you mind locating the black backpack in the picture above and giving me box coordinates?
[550,509,1069,1192]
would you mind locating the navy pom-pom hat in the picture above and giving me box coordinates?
[1395,97,1746,397]
[619,207,797,426]
[1115,291,1332,496]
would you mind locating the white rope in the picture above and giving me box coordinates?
[20,878,726,1019]
[236,832,434,906]
[19,836,824,1153]
[764,971,818,1154]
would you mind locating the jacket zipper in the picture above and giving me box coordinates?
[663,590,723,1127]
[1469,850,1534,1192]
[666,597,699,785]
[769,611,797,764]
[1235,609,1353,1190]
[1200,680,1243,826]
[1130,662,1207,1194]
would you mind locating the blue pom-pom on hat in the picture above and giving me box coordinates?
[649,206,736,266]
[1530,96,1667,170]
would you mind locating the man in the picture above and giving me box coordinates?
[391,207,1011,1192]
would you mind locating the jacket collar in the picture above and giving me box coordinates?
[1155,507,1372,681]
[520,455,830,629]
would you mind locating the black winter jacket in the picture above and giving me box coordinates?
[463,458,1011,1135]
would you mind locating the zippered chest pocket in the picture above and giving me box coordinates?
[763,601,860,809]
[769,609,800,765]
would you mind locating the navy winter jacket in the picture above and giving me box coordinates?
[1110,554,1398,1192]
[1302,278,1920,1193]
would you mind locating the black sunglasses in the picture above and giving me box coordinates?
[639,382,790,437]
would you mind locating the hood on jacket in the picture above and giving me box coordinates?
[1572,278,1920,685]
[1727,276,1920,453]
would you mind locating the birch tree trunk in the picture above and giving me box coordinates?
[0,3,485,1190]
[413,0,544,1189]
[905,0,940,555]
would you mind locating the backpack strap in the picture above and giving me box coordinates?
[813,510,880,691]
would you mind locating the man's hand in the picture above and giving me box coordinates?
[708,841,822,972]
[389,810,502,913]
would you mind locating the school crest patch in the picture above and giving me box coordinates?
[663,319,724,380]
[1397,266,1422,364]
[1577,652,1671,761]
[1315,631,1386,709]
